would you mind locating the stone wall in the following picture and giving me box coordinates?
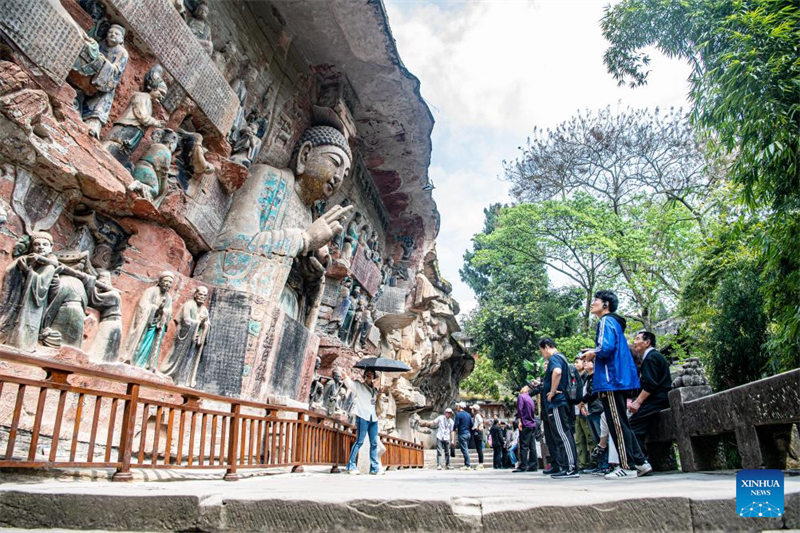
[0,0,469,446]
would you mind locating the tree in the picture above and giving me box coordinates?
[502,107,713,329]
[459,354,511,399]
[602,0,800,368]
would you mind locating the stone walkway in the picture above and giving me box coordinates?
[1,468,798,532]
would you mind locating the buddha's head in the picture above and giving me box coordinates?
[291,126,352,206]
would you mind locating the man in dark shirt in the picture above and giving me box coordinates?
[539,337,579,478]
[630,331,672,456]
[513,384,539,472]
[453,402,473,469]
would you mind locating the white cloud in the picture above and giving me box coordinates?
[384,0,692,317]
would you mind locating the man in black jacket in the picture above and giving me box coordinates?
[489,419,506,469]
[629,331,672,456]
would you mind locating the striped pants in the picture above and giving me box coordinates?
[547,405,578,471]
[600,391,646,470]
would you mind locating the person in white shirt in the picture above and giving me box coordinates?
[471,404,485,469]
[419,408,455,470]
[344,369,383,475]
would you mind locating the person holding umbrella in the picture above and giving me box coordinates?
[344,368,383,475]
[345,356,411,475]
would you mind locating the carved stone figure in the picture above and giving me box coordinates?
[383,257,397,287]
[86,270,123,362]
[170,0,186,19]
[228,66,259,145]
[199,124,353,308]
[340,212,362,263]
[175,129,214,189]
[129,128,179,203]
[355,303,375,351]
[41,251,92,348]
[122,271,174,370]
[81,24,128,138]
[212,41,238,79]
[162,286,210,387]
[323,368,344,417]
[339,286,360,344]
[186,1,213,55]
[326,279,352,335]
[230,121,263,168]
[0,232,57,351]
[308,357,324,410]
[103,65,167,170]
[357,225,370,259]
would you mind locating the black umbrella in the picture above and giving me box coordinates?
[354,357,411,373]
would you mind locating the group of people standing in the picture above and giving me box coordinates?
[422,290,673,480]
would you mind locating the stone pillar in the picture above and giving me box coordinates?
[735,425,764,469]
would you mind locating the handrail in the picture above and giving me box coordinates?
[0,348,424,480]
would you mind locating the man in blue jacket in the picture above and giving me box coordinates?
[582,291,652,480]
[454,402,473,470]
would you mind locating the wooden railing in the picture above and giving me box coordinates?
[0,349,423,480]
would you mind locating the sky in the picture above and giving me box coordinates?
[382,0,692,317]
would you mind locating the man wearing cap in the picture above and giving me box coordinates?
[419,408,455,470]
[453,402,473,470]
[514,383,539,472]
[471,404,486,470]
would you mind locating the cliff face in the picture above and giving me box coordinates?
[0,0,469,440]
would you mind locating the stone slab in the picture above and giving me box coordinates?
[350,247,382,297]
[0,470,798,532]
[103,0,240,136]
[0,0,84,83]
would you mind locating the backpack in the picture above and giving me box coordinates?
[557,353,583,404]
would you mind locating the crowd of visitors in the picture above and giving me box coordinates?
[420,290,673,480]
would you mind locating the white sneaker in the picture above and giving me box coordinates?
[475,464,484,470]
[370,468,386,476]
[437,465,442,470]
[604,466,637,480]
[348,469,361,475]
[636,462,653,477]
[459,465,471,470]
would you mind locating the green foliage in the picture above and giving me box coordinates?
[602,0,800,369]
[459,355,510,399]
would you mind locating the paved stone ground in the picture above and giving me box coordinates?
[1,468,798,532]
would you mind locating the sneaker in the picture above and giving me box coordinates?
[370,469,386,475]
[512,468,527,473]
[636,462,653,477]
[437,465,442,470]
[593,467,612,476]
[551,468,580,479]
[446,465,453,470]
[348,469,360,475]
[542,466,561,475]
[581,467,600,474]
[460,465,471,470]
[604,466,637,479]
[475,464,484,470]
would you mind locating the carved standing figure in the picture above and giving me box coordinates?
[339,286,360,345]
[186,1,213,54]
[0,232,57,351]
[339,212,362,263]
[230,122,263,168]
[82,24,128,138]
[162,286,210,386]
[103,65,167,169]
[323,368,344,417]
[129,128,179,203]
[41,252,92,348]
[122,271,174,370]
[308,356,324,410]
[326,279,352,336]
[86,270,123,362]
[228,66,259,145]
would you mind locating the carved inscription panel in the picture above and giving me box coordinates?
[0,0,85,83]
[105,0,239,135]
[350,247,381,297]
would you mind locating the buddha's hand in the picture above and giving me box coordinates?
[303,204,354,253]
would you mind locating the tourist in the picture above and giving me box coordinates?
[489,419,505,469]
[574,356,596,471]
[499,421,510,467]
[582,290,653,479]
[513,384,539,472]
[507,420,519,468]
[539,337,579,478]
[471,404,486,469]
[419,408,455,470]
[581,359,607,473]
[454,402,473,470]
[630,331,672,456]
[344,369,383,475]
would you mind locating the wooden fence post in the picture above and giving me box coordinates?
[112,383,139,482]
[224,403,240,481]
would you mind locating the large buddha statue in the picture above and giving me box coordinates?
[197,124,352,304]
